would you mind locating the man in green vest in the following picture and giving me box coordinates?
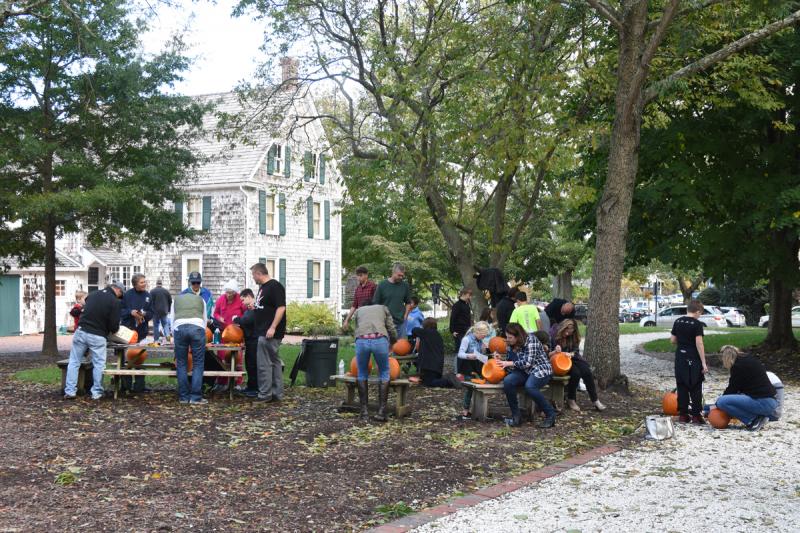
[508,291,542,333]
[172,292,207,404]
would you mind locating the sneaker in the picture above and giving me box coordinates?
[179,400,190,405]
[255,396,273,403]
[747,415,768,432]
[456,413,472,422]
[244,390,259,398]
[691,415,706,425]
[189,398,209,405]
[91,394,103,401]
[594,400,607,411]
[504,415,522,427]
[210,384,227,395]
[678,414,691,423]
[63,394,77,401]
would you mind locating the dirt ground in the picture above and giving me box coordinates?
[0,353,660,532]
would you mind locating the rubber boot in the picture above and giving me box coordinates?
[373,381,389,422]
[357,380,369,421]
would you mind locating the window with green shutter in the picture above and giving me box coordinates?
[306,196,314,238]
[279,258,286,287]
[324,200,330,240]
[303,150,312,181]
[284,146,291,177]
[278,192,286,236]
[267,145,276,174]
[258,190,266,234]
[306,260,313,298]
[319,154,326,184]
[202,196,211,231]
[324,260,330,298]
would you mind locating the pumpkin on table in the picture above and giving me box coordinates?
[126,348,147,368]
[222,324,244,344]
[388,357,401,380]
[392,339,412,356]
[481,358,506,384]
[205,327,213,344]
[349,357,373,377]
[488,336,507,355]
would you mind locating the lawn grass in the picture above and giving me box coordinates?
[642,327,796,353]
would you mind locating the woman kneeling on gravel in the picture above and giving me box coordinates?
[714,345,777,431]
[496,323,556,429]
[550,319,605,412]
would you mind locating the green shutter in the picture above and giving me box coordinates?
[307,196,314,238]
[202,196,211,230]
[324,260,330,298]
[258,190,266,234]
[306,260,313,298]
[319,154,326,184]
[284,146,291,178]
[303,150,312,181]
[267,145,275,174]
[174,201,183,221]
[324,200,330,240]
[259,257,266,264]
[279,258,286,287]
[278,192,286,236]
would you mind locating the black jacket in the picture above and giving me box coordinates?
[78,288,121,337]
[475,268,508,306]
[234,309,259,342]
[723,355,776,399]
[149,286,172,316]
[496,296,516,334]
[449,299,472,335]
[545,298,575,324]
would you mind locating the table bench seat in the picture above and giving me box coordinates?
[462,375,569,421]
[331,374,414,418]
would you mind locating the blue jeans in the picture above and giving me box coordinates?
[503,370,555,418]
[355,337,390,381]
[153,314,171,342]
[394,320,407,340]
[174,325,206,402]
[715,394,777,426]
[65,328,107,398]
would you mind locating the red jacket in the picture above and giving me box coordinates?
[213,293,247,329]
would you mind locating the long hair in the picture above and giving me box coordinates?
[555,319,581,350]
[504,322,528,349]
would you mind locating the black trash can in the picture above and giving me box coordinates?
[291,337,339,387]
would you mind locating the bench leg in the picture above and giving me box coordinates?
[549,382,564,412]
[60,367,68,395]
[472,392,489,422]
[394,385,410,418]
[518,390,535,420]
[345,383,356,405]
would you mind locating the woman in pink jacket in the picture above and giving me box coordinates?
[211,280,247,390]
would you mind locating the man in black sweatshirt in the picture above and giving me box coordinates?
[449,288,473,360]
[64,282,124,400]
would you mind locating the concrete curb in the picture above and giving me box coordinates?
[367,444,622,532]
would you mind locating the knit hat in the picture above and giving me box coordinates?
[222,279,239,293]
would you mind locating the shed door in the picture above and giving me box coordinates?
[0,275,21,336]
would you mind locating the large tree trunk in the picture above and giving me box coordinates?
[41,218,59,357]
[584,3,648,390]
[552,270,573,300]
[764,230,799,351]
[677,276,704,304]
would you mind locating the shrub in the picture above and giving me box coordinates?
[698,287,721,306]
[286,302,339,336]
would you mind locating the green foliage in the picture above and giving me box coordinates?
[54,466,83,486]
[286,302,339,336]
[375,502,414,520]
[698,287,722,306]
[643,328,799,353]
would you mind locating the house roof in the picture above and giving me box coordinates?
[84,247,131,267]
[191,91,291,186]
[2,248,84,271]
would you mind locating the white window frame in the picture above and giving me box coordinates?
[274,144,283,175]
[312,260,321,299]
[182,254,203,289]
[54,279,66,297]
[265,193,277,234]
[312,201,321,239]
[186,197,203,230]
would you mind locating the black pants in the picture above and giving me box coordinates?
[566,358,598,402]
[421,369,452,388]
[244,338,259,390]
[675,352,704,416]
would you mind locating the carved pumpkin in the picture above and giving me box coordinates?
[471,378,487,385]
[550,352,572,376]
[488,336,507,355]
[481,358,506,384]
[222,324,244,344]
[126,348,147,368]
[662,391,679,416]
[708,408,731,429]
[206,327,213,343]
[129,331,138,344]
[350,357,373,377]
[392,339,412,356]
[388,357,401,381]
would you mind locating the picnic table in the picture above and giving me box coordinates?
[104,343,245,400]
[331,374,416,418]
[461,375,569,422]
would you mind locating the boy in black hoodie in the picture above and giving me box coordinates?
[234,289,259,397]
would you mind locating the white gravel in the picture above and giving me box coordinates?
[415,332,800,533]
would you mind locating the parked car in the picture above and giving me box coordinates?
[759,306,800,328]
[718,306,747,327]
[620,308,646,323]
[640,305,728,328]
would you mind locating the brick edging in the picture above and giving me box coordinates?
[367,444,622,532]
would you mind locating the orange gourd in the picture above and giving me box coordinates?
[349,357,373,377]
[126,348,147,368]
[550,352,572,376]
[481,358,506,384]
[708,408,731,429]
[392,339,412,356]
[222,324,244,344]
[388,357,401,380]
[206,327,213,343]
[471,378,487,385]
[488,336,507,355]
[662,391,679,416]
[129,331,138,344]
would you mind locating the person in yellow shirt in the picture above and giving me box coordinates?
[508,292,542,333]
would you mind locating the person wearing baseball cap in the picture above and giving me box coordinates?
[181,271,214,324]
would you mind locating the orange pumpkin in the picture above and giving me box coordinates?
[708,408,731,429]
[206,327,213,343]
[221,324,244,344]
[388,357,401,380]
[129,331,138,344]
[470,378,487,385]
[481,358,506,384]
[662,391,679,416]
[488,336,507,355]
[550,352,572,376]
[392,339,412,356]
[126,348,147,368]
[349,357,373,377]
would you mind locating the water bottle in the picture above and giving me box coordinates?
[213,327,221,344]
[338,359,345,376]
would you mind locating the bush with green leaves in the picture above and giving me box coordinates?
[699,287,722,306]
[286,302,339,336]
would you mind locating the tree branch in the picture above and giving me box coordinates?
[647,0,731,31]
[585,0,623,31]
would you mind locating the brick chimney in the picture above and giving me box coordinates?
[280,57,299,87]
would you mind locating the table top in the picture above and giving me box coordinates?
[331,374,412,385]
[108,343,242,353]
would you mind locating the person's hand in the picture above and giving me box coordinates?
[554,344,562,352]
[498,360,514,369]
[702,364,709,374]
[468,354,476,360]
[343,319,349,330]
[453,332,458,338]
[266,326,276,339]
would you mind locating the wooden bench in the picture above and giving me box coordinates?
[462,375,569,422]
[331,374,414,419]
[57,359,93,395]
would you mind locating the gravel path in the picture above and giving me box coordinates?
[415,332,799,533]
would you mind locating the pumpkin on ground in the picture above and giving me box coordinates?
[481,359,506,384]
[349,357,373,377]
[221,324,244,344]
[662,391,679,416]
[126,348,147,368]
[205,327,213,343]
[388,357,401,380]
[392,339,412,356]
[708,408,731,429]
[550,352,572,376]
[488,336,507,355]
